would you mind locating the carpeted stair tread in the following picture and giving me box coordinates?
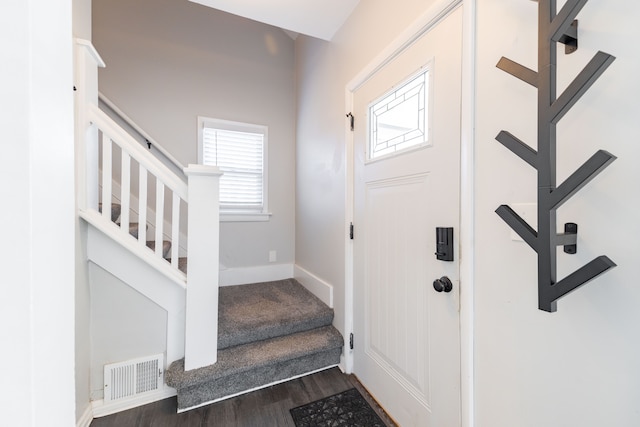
[165,326,343,409]
[127,222,142,239]
[146,240,172,258]
[98,202,176,262]
[217,278,334,350]
[166,257,188,274]
[166,325,342,388]
[98,202,121,223]
[96,203,147,240]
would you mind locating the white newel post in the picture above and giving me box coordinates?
[184,164,223,371]
[74,39,105,211]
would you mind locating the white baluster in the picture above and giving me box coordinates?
[155,180,164,258]
[120,151,131,235]
[138,165,147,243]
[171,193,180,268]
[101,133,112,221]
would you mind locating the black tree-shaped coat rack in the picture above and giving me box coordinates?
[495,0,616,312]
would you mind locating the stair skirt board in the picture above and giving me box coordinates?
[293,264,334,308]
[176,364,341,413]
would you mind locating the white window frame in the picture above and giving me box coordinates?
[198,116,270,222]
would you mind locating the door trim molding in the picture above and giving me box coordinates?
[459,2,477,427]
[345,0,463,93]
[344,1,476,425]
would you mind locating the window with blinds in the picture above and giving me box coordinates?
[198,117,267,214]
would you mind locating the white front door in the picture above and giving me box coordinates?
[352,6,463,426]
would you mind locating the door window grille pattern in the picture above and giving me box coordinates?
[368,69,429,160]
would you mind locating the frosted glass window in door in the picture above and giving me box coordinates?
[368,69,429,160]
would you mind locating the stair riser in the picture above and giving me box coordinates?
[176,348,342,411]
[218,313,334,350]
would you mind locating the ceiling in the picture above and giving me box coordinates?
[188,0,360,41]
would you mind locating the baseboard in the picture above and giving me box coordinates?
[76,405,93,427]
[219,263,294,286]
[177,364,339,413]
[293,264,334,308]
[91,387,177,418]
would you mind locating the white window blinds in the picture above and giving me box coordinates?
[201,124,266,212]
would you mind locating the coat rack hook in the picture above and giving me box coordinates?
[558,20,579,54]
[494,0,615,312]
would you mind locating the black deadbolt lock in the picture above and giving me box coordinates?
[435,227,454,261]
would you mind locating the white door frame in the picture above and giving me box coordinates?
[343,0,476,426]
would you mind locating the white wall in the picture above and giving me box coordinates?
[474,0,640,425]
[295,0,640,425]
[93,0,296,270]
[0,0,76,425]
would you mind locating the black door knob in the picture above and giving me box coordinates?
[433,276,453,293]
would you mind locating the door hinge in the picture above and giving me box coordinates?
[349,222,354,240]
[349,333,354,350]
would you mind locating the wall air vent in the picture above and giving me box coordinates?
[104,353,164,403]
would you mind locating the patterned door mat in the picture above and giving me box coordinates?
[290,388,386,426]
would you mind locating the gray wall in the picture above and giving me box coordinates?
[88,264,168,401]
[93,0,296,269]
[295,0,640,425]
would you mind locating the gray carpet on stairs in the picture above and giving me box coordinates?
[100,203,174,260]
[146,240,171,258]
[218,278,334,349]
[166,326,343,410]
[98,202,121,222]
[165,278,343,411]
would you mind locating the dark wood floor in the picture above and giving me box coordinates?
[90,367,396,427]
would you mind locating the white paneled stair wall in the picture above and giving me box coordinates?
[75,38,223,374]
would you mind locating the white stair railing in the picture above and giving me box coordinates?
[90,103,189,275]
[75,38,222,369]
[98,92,186,178]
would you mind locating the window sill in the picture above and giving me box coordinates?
[220,212,272,222]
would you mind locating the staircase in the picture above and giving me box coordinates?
[99,202,186,271]
[76,38,343,415]
[165,278,343,411]
[99,202,343,412]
